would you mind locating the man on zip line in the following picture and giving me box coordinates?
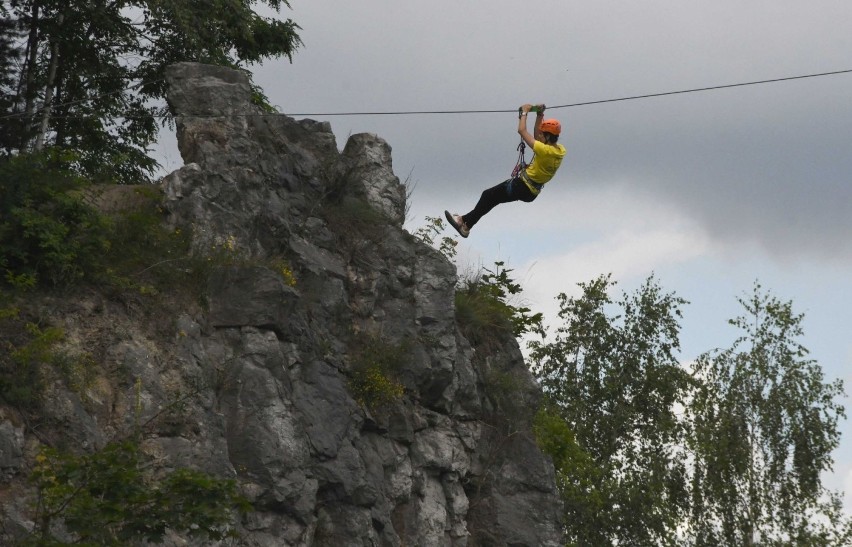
[446,103,566,238]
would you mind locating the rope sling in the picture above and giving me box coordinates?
[511,140,529,178]
[510,106,539,178]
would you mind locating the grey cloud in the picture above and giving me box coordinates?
[237,1,852,261]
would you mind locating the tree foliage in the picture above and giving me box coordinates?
[686,283,850,546]
[530,275,692,546]
[0,0,302,183]
[0,151,112,287]
[23,441,249,546]
[532,405,604,546]
[531,276,850,546]
[455,260,544,349]
[413,215,458,261]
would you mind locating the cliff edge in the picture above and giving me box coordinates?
[0,62,562,546]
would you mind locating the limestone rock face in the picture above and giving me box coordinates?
[0,62,562,546]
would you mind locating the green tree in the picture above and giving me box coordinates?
[686,283,850,546]
[0,152,112,287]
[532,405,605,547]
[530,275,692,546]
[1,0,302,183]
[25,441,249,545]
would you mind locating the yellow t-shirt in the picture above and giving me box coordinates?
[524,141,566,191]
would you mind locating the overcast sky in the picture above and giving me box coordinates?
[157,0,852,515]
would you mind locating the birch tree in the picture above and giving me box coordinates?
[530,275,693,546]
[686,283,850,546]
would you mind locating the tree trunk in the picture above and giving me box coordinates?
[19,1,41,149]
[33,11,63,151]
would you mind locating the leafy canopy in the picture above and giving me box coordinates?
[530,275,692,546]
[686,283,850,546]
[24,441,249,546]
[0,151,112,287]
[531,277,850,546]
[1,0,302,183]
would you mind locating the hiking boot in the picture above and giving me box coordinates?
[445,210,470,238]
[454,215,470,238]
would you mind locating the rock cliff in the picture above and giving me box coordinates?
[0,62,562,546]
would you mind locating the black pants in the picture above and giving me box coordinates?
[463,176,537,228]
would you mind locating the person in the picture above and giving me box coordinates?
[445,103,566,238]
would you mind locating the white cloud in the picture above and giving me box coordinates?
[510,184,714,317]
[418,182,717,346]
[530,227,708,286]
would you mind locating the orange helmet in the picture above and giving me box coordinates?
[540,118,561,135]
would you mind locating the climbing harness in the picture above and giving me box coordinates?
[511,106,539,177]
[511,134,544,195]
[511,140,528,178]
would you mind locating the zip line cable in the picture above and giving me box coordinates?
[548,69,852,110]
[287,69,852,116]
[3,68,852,122]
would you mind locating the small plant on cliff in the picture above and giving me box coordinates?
[0,303,105,411]
[267,257,298,287]
[347,334,407,413]
[0,304,63,410]
[413,215,458,260]
[97,186,195,297]
[23,441,249,546]
[455,261,544,348]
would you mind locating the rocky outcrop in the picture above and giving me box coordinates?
[0,62,562,546]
